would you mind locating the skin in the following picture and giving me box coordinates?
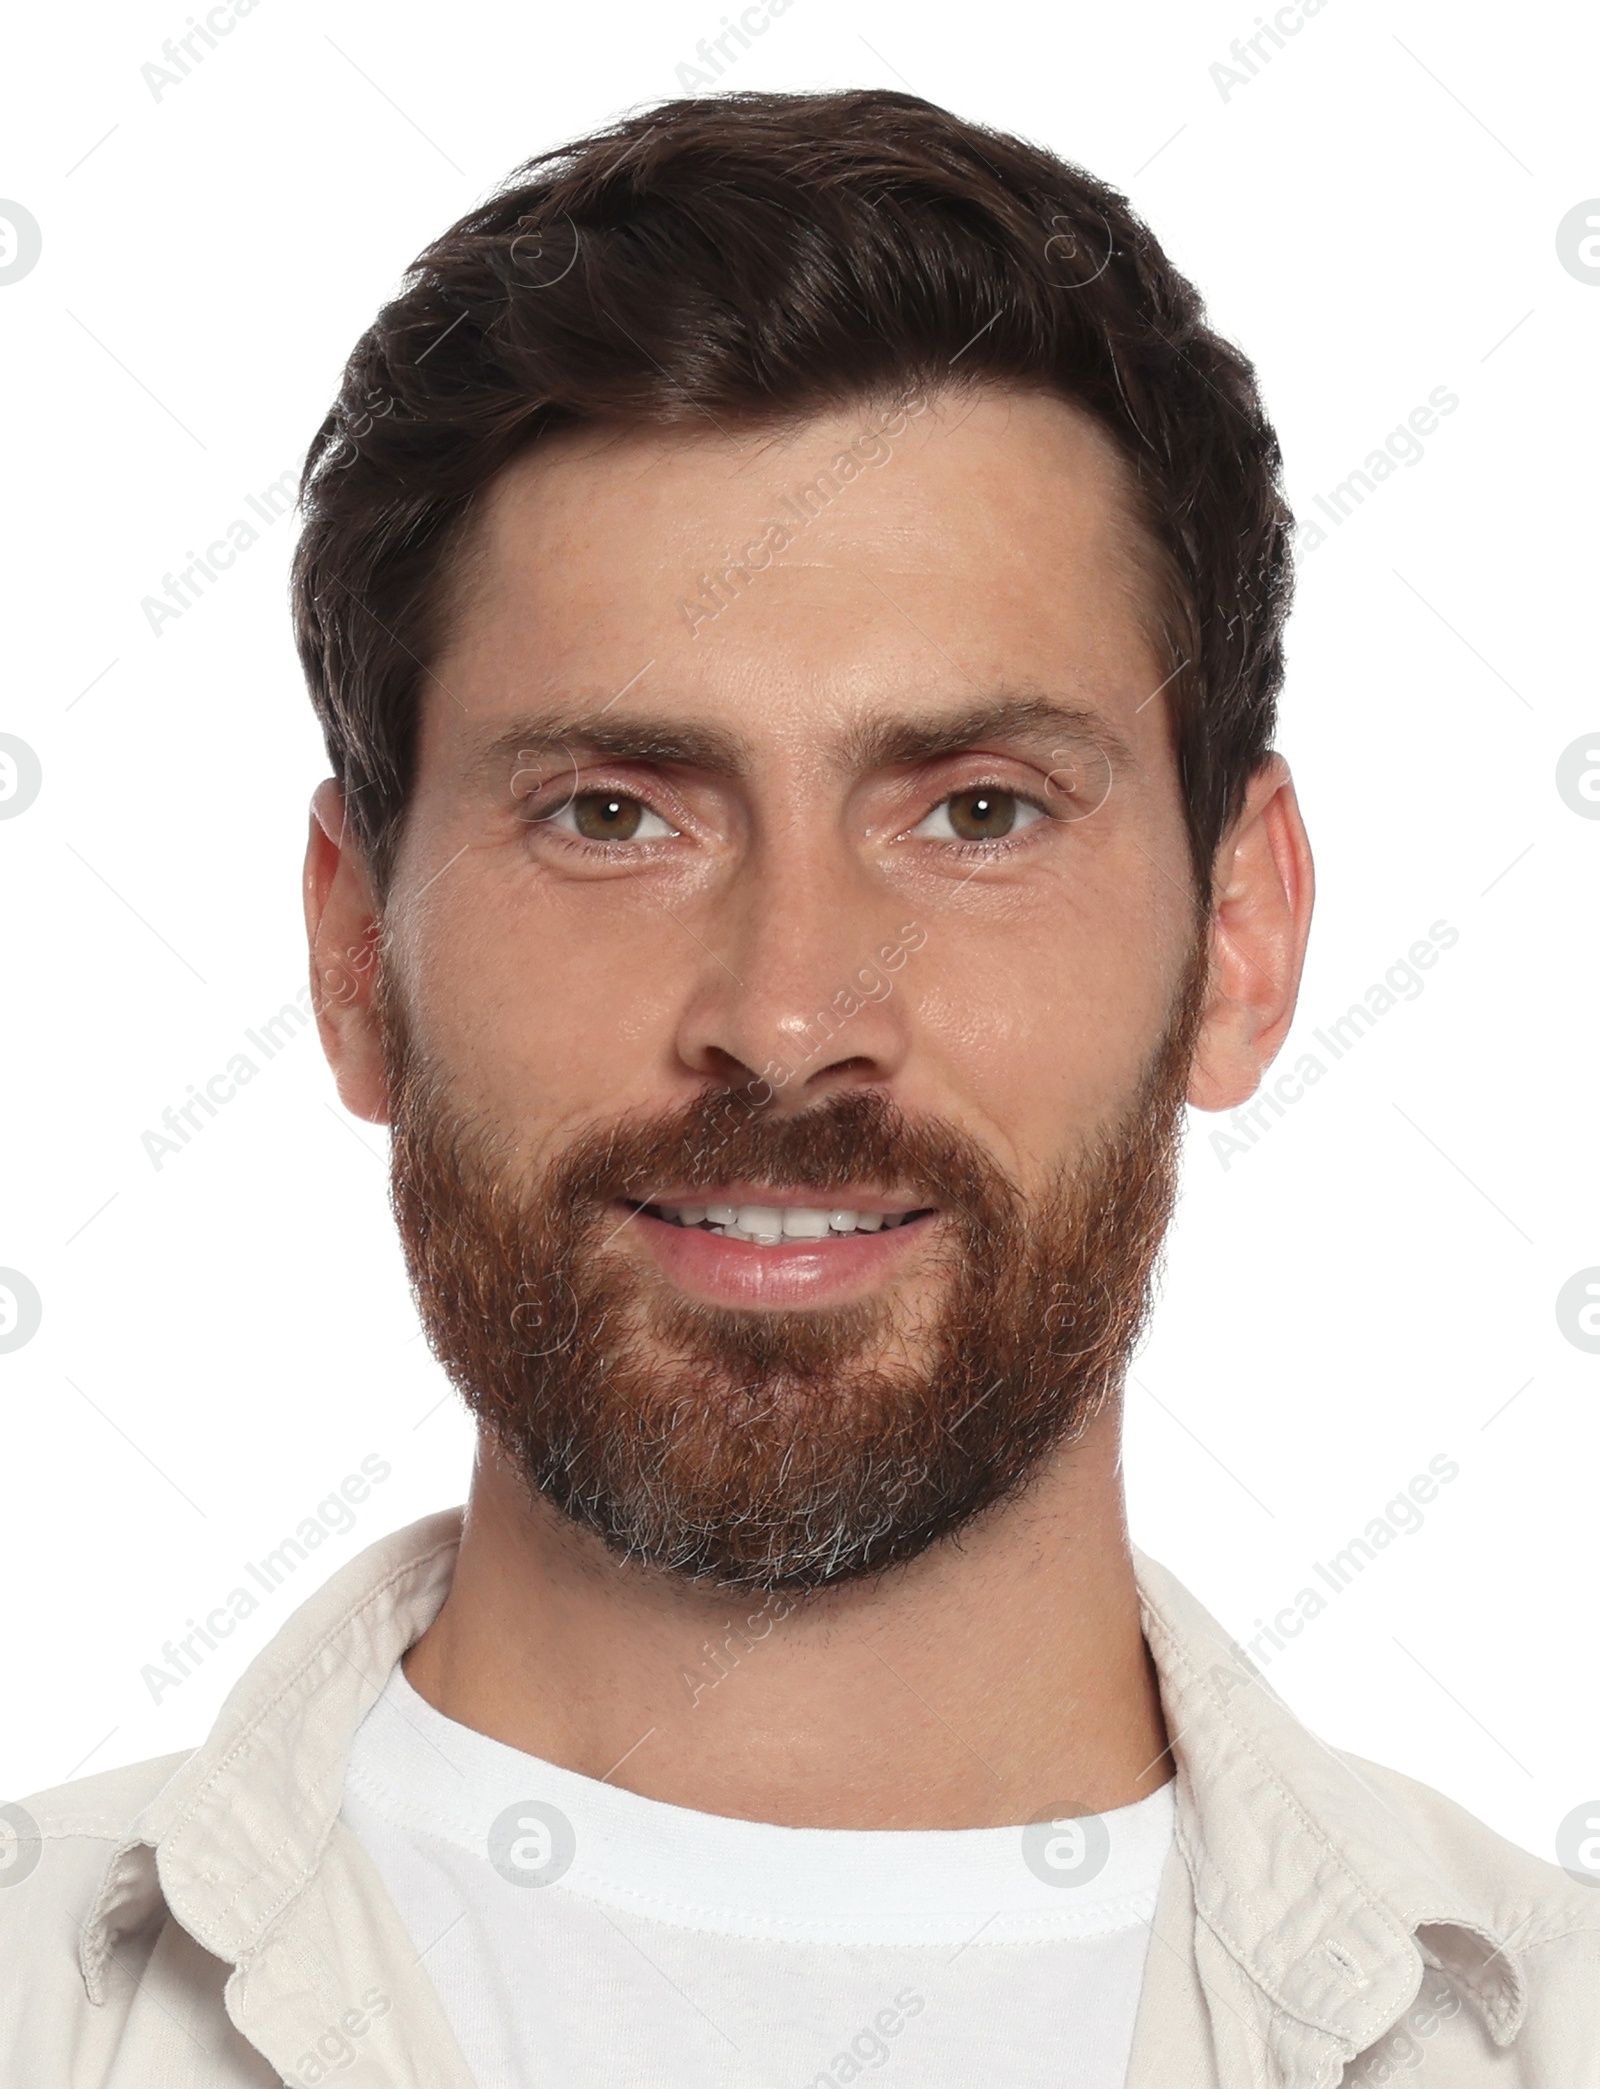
[305,388,1313,1830]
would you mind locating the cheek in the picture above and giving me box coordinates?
[396,879,685,1118]
[909,915,1176,1147]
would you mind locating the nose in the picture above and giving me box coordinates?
[672,852,918,1110]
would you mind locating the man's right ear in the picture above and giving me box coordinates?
[303,779,391,1126]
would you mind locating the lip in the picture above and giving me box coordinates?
[615,1200,940,1308]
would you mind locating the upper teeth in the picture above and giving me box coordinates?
[657,1203,912,1244]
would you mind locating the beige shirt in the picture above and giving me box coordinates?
[2,1508,1595,2087]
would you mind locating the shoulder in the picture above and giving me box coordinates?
[2,1750,190,1935]
[0,1753,197,2082]
[1336,1750,1595,1913]
[16,1749,191,1842]
[1335,1749,1600,2010]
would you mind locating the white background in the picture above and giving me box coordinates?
[2,0,1595,1870]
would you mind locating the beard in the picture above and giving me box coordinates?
[379,947,1206,1596]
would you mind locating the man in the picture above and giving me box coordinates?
[3,88,1594,2089]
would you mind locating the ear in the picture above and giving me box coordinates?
[1188,754,1315,1113]
[303,779,390,1125]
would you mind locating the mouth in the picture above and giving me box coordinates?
[639,1192,937,1246]
[615,1187,941,1307]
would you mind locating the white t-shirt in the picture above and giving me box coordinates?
[340,1663,1173,2089]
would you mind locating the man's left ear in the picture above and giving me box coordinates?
[1187,753,1315,1113]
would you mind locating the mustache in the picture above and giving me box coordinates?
[544,1085,1023,1239]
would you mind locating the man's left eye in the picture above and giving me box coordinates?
[913,789,1045,843]
[547,792,677,842]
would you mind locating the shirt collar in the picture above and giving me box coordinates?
[1131,1547,1529,2067]
[80,1512,1530,2068]
[80,1508,463,1999]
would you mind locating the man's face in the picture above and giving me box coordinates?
[352,388,1213,1588]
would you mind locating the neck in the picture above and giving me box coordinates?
[402,1400,1170,1830]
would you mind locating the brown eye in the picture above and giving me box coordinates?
[572,792,644,840]
[944,789,1018,841]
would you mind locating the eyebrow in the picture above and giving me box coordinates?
[467,690,1135,789]
[839,693,1135,775]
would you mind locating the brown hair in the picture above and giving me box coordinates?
[291,88,1293,900]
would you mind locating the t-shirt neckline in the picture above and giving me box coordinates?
[342,1661,1176,1946]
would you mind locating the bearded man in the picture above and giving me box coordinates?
[5,88,1595,2089]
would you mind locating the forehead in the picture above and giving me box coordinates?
[423,388,1170,777]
